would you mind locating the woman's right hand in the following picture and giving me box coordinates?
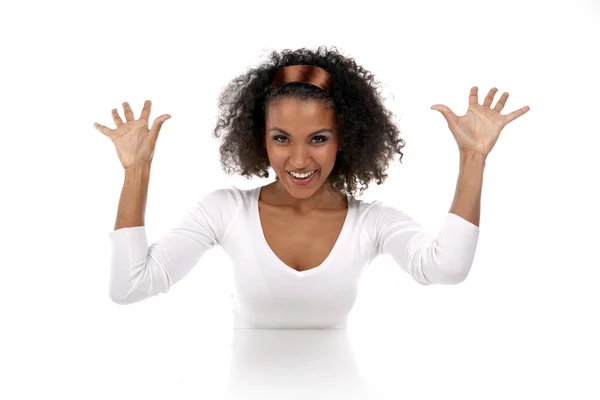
[94,100,171,170]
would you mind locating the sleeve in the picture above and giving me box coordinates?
[107,187,240,304]
[369,202,480,285]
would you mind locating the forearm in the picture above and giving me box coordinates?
[449,151,486,227]
[114,165,151,230]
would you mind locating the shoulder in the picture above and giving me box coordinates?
[197,185,251,207]
[351,197,422,243]
[192,185,257,242]
[350,197,432,261]
[352,197,412,224]
[196,184,261,217]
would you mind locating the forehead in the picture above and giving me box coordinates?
[266,98,335,130]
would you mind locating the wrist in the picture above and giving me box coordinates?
[124,164,151,185]
[459,150,487,164]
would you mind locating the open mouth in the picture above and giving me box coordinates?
[287,169,318,185]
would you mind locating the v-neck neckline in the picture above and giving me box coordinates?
[253,186,353,278]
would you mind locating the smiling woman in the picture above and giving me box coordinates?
[264,98,339,199]
[213,46,407,203]
[100,46,482,330]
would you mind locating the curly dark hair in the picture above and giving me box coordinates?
[212,45,406,198]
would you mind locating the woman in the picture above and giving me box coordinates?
[94,46,529,329]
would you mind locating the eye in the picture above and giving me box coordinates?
[312,135,328,144]
[272,135,329,144]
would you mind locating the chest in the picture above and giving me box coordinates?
[258,205,348,272]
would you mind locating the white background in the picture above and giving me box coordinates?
[1,0,599,398]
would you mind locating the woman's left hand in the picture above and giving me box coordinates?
[431,86,530,157]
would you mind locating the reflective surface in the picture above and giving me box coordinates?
[224,328,374,399]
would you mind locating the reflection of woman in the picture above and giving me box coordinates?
[95,46,529,329]
[226,329,372,399]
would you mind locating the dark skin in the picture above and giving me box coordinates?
[258,97,349,272]
[260,97,347,213]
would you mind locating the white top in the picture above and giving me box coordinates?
[108,185,480,329]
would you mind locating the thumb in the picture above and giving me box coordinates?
[148,114,171,144]
[430,104,457,124]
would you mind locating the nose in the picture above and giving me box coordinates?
[289,143,311,169]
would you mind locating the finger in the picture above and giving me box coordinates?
[504,106,530,124]
[139,100,152,121]
[430,104,459,125]
[93,122,113,137]
[494,92,509,112]
[469,86,479,105]
[112,108,124,127]
[148,114,171,144]
[483,87,498,107]
[122,102,135,121]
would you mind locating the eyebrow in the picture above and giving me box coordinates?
[269,127,333,136]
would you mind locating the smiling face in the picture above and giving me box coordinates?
[264,97,340,199]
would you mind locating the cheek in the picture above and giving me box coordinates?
[320,147,339,163]
[265,144,284,162]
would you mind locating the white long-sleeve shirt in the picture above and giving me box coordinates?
[108,185,480,329]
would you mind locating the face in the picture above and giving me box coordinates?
[264,97,340,199]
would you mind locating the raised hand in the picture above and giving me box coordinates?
[94,100,171,169]
[431,86,530,157]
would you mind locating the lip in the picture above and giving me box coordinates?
[287,169,318,186]
[287,170,317,174]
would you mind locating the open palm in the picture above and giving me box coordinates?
[431,86,530,157]
[94,100,171,169]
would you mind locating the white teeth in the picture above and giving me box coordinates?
[288,170,316,179]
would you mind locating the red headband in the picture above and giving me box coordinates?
[271,65,331,93]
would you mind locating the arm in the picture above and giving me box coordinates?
[370,153,482,284]
[115,165,151,230]
[449,151,486,227]
[404,150,483,284]
[108,187,238,305]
